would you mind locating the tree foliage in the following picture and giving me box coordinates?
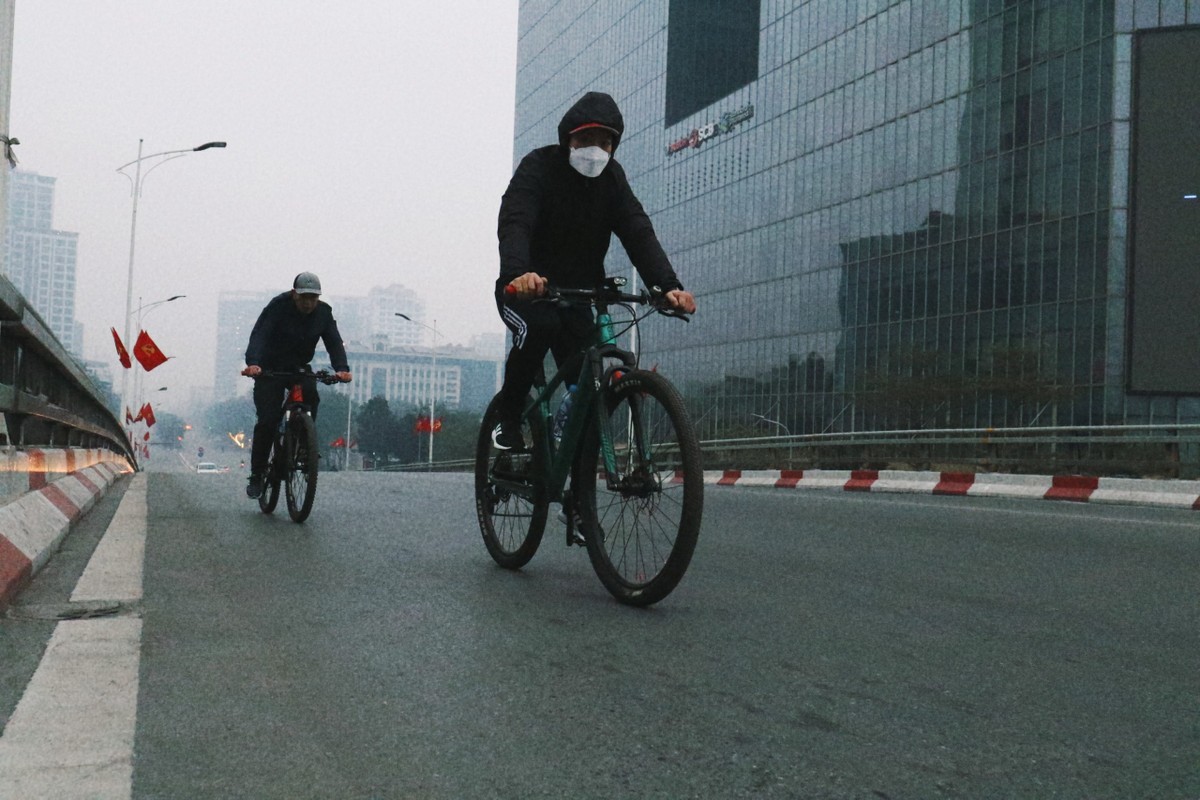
[151,411,186,447]
[356,396,403,459]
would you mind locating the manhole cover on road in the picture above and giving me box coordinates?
[6,600,127,621]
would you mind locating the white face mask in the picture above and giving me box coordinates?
[569,145,610,178]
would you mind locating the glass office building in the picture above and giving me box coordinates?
[513,2,1200,439]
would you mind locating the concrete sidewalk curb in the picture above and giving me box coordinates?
[700,469,1200,511]
[0,449,133,610]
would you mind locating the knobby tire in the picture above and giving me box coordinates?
[258,447,282,514]
[474,395,547,568]
[285,413,319,523]
[577,369,704,606]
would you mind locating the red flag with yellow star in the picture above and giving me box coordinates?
[133,330,168,371]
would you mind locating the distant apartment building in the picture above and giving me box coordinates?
[342,342,503,414]
[3,171,81,356]
[329,283,426,351]
[214,283,501,410]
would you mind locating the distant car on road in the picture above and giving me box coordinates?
[196,462,225,474]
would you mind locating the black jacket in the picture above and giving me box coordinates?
[244,292,349,372]
[497,92,683,294]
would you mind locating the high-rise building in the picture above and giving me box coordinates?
[513,2,1200,437]
[213,290,273,400]
[4,171,81,356]
[328,283,426,351]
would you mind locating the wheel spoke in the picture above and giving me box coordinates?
[474,398,547,568]
[579,370,703,606]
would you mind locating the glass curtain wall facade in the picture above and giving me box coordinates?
[513,1,1200,439]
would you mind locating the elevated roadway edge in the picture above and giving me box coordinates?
[0,448,132,610]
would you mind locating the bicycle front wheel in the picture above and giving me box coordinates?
[474,395,547,569]
[259,452,281,514]
[577,369,704,606]
[284,413,319,523]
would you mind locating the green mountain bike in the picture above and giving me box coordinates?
[475,279,704,606]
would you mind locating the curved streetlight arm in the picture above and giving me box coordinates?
[131,294,185,320]
[115,141,226,173]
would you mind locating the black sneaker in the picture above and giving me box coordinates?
[491,418,525,451]
[246,473,263,499]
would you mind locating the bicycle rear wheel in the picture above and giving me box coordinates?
[258,451,281,514]
[474,395,547,568]
[577,369,704,606]
[285,413,319,523]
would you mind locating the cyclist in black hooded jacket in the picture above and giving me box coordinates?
[492,91,696,449]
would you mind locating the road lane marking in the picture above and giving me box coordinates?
[71,474,146,604]
[0,473,146,800]
[0,617,141,799]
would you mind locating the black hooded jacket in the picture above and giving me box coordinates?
[496,92,682,294]
[244,292,350,372]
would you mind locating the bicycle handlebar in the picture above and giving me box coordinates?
[247,369,347,385]
[504,282,691,321]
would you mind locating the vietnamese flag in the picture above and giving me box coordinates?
[133,330,168,371]
[141,403,157,427]
[111,328,132,369]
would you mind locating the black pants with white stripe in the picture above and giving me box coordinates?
[495,291,593,422]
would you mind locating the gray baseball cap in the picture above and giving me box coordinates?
[293,272,322,295]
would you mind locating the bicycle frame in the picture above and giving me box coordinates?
[514,305,635,503]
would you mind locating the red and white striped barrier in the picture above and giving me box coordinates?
[698,469,1200,510]
[0,449,132,610]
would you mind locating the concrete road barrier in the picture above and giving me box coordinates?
[0,449,132,610]
[702,468,1200,511]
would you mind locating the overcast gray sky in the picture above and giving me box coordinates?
[10,1,519,410]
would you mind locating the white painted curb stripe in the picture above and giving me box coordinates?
[0,618,141,799]
[0,472,146,800]
[72,476,146,604]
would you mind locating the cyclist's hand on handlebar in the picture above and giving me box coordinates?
[241,365,262,377]
[335,371,352,383]
[504,272,548,299]
[664,289,696,314]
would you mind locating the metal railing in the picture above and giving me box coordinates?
[0,275,134,465]
[362,424,1200,479]
[698,424,1200,479]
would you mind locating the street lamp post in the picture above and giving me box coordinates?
[396,313,438,465]
[117,139,225,420]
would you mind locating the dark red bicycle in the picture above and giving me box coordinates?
[250,369,343,523]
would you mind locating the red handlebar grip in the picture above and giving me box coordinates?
[504,284,517,296]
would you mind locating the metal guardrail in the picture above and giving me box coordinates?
[699,424,1200,479]
[0,275,134,465]
[365,424,1200,480]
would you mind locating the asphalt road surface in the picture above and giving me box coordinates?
[1,466,1197,798]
